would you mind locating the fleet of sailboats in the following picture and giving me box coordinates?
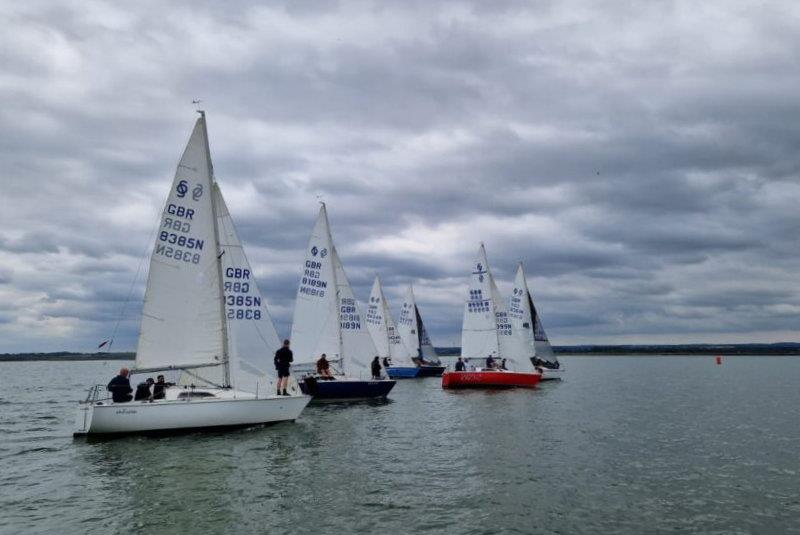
[74,114,565,436]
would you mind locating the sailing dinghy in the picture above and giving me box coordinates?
[74,113,310,436]
[509,263,563,381]
[396,285,446,377]
[290,204,396,401]
[366,276,420,378]
[442,244,541,389]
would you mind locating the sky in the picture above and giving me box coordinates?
[1,0,799,353]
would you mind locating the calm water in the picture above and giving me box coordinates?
[1,356,799,534]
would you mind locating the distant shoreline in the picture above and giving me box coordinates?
[2,343,799,361]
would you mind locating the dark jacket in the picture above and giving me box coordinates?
[371,358,381,377]
[152,381,170,400]
[274,347,293,369]
[455,360,466,372]
[107,375,132,402]
[134,382,152,401]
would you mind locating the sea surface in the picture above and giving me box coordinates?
[1,356,799,534]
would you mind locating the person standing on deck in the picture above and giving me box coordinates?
[371,356,382,380]
[455,357,466,372]
[274,340,293,396]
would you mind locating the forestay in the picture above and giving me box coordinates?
[214,183,282,392]
[366,275,415,366]
[136,116,226,376]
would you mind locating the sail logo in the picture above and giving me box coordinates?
[473,263,487,282]
[320,248,328,258]
[176,180,189,198]
[311,246,318,256]
[192,184,203,201]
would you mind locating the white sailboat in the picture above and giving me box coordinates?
[442,244,541,389]
[366,276,419,378]
[397,285,446,376]
[74,113,310,436]
[509,263,563,381]
[289,204,396,400]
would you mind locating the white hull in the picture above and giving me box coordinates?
[538,368,565,381]
[74,389,310,436]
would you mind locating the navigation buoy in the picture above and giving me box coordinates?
[715,356,722,365]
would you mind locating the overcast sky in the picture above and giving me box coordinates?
[1,0,799,352]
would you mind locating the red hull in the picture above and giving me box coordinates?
[441,370,541,389]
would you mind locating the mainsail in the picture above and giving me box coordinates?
[397,285,440,364]
[135,114,283,392]
[289,204,375,378]
[461,244,501,362]
[136,115,226,377]
[366,275,415,366]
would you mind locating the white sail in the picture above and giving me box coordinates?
[332,247,376,377]
[506,263,538,372]
[366,276,415,365]
[135,116,226,377]
[289,204,340,372]
[397,285,440,364]
[461,244,501,362]
[214,183,282,393]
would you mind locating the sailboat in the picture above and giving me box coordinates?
[442,244,541,389]
[366,276,420,378]
[509,263,563,381]
[74,113,310,436]
[289,204,396,401]
[397,285,447,377]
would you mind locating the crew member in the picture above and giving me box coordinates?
[152,375,174,400]
[371,356,382,380]
[134,377,154,401]
[274,339,293,396]
[316,353,334,380]
[455,357,466,372]
[107,367,133,403]
[485,355,496,370]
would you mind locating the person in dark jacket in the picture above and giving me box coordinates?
[371,356,382,380]
[274,339,293,396]
[134,378,155,401]
[485,355,496,370]
[152,374,174,400]
[107,367,133,403]
[316,354,334,380]
[455,357,466,372]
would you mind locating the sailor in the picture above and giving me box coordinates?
[455,357,466,372]
[152,374,174,400]
[316,353,334,380]
[371,356,382,380]
[107,367,133,403]
[500,358,507,370]
[485,354,496,370]
[134,377,155,401]
[274,339,293,396]
[382,356,391,368]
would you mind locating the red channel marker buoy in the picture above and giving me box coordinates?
[715,355,722,365]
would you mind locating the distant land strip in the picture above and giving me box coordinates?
[2,343,799,361]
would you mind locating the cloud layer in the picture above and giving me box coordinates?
[1,0,799,352]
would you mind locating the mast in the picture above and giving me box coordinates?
[199,110,231,388]
[323,204,345,375]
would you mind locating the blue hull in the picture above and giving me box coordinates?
[299,377,396,400]
[386,366,422,379]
